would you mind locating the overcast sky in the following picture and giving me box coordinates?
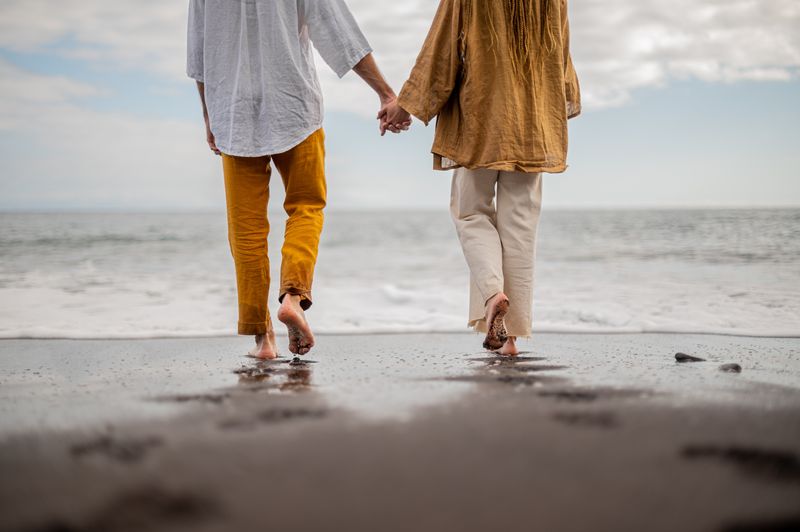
[0,0,798,211]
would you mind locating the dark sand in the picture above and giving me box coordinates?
[1,333,799,532]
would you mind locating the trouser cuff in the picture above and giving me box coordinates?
[279,288,312,310]
[238,322,269,335]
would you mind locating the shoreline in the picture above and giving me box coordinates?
[3,328,800,341]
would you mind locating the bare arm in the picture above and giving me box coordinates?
[352,53,411,135]
[195,81,220,155]
[352,53,394,104]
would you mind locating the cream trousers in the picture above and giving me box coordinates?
[450,167,543,338]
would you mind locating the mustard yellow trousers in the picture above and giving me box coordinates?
[221,129,326,335]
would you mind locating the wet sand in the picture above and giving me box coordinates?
[1,333,799,532]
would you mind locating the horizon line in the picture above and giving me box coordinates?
[1,204,799,215]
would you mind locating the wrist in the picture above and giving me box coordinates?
[378,88,396,104]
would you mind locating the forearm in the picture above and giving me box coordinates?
[195,81,221,154]
[195,81,209,121]
[352,53,395,102]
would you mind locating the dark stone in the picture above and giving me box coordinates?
[675,352,705,363]
[719,363,742,373]
[289,356,304,366]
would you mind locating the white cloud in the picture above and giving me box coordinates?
[570,0,800,107]
[0,1,187,80]
[1,0,798,112]
[0,58,219,210]
[0,58,107,130]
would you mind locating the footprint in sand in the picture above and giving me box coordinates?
[552,411,619,429]
[23,487,219,532]
[681,445,800,484]
[70,435,163,464]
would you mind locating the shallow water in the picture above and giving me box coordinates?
[1,209,798,338]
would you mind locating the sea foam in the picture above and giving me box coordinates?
[1,210,799,339]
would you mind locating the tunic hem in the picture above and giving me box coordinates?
[432,151,567,175]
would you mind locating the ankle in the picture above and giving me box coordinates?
[486,292,508,307]
[282,294,301,306]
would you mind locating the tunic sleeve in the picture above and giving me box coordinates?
[562,0,581,119]
[397,0,463,126]
[187,0,205,82]
[304,0,373,79]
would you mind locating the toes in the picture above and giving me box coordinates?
[297,342,312,355]
[287,337,299,354]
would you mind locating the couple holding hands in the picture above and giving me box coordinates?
[187,0,580,359]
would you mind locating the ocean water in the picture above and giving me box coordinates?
[0,209,798,338]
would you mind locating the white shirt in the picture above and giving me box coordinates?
[187,0,372,156]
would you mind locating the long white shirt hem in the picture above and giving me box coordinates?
[216,121,324,158]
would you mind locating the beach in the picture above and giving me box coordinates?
[2,210,799,530]
[2,332,799,532]
[3,0,799,529]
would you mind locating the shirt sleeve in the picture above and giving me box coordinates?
[562,0,581,119]
[187,0,205,82]
[303,0,373,79]
[397,0,462,126]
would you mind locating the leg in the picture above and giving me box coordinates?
[450,167,508,349]
[221,154,278,359]
[271,129,327,355]
[496,171,543,342]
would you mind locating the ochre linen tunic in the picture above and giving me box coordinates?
[397,0,581,173]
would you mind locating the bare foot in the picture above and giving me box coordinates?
[483,293,509,351]
[277,295,315,355]
[496,337,519,357]
[266,328,278,356]
[248,332,278,360]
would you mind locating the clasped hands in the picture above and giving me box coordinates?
[377,97,412,136]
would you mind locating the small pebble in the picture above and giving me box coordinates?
[719,363,742,373]
[290,357,304,366]
[675,352,705,363]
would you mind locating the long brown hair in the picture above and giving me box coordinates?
[476,0,557,75]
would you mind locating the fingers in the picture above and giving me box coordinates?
[379,119,411,136]
[206,129,222,155]
[387,122,406,134]
[377,106,412,136]
[391,120,411,133]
